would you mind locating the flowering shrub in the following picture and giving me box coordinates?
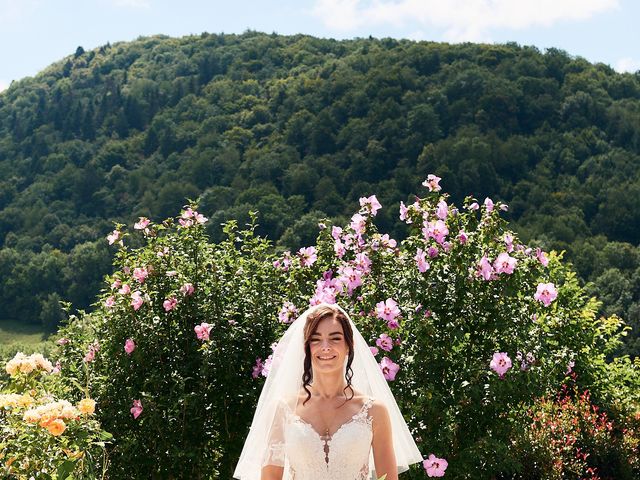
[510,380,640,479]
[47,177,639,479]
[0,352,110,479]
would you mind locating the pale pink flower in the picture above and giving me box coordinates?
[349,213,366,235]
[337,266,363,295]
[131,399,143,419]
[458,231,468,244]
[534,283,558,307]
[424,220,449,245]
[56,338,70,346]
[134,217,151,230]
[415,249,430,273]
[499,203,509,211]
[442,241,451,253]
[195,212,208,224]
[84,343,99,363]
[131,291,144,311]
[423,454,448,477]
[298,246,317,267]
[369,346,379,356]
[105,296,116,308]
[194,322,213,341]
[52,360,62,374]
[355,253,372,274]
[468,202,479,211]
[379,357,400,381]
[163,297,178,312]
[427,246,439,258]
[179,218,194,228]
[484,197,494,212]
[359,195,382,216]
[124,339,136,355]
[334,239,346,258]
[166,270,178,277]
[252,358,264,379]
[436,200,448,220]
[503,234,514,253]
[493,252,517,275]
[180,283,195,296]
[261,354,274,377]
[536,248,549,266]
[477,256,494,281]
[278,302,298,324]
[331,226,343,240]
[133,267,148,283]
[107,230,121,245]
[111,279,122,289]
[310,278,338,306]
[566,360,575,374]
[490,352,512,378]
[422,174,442,192]
[399,201,412,223]
[376,334,394,352]
[376,298,401,322]
[118,284,131,295]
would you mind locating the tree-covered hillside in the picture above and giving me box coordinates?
[0,32,638,355]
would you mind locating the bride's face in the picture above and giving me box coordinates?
[309,316,348,373]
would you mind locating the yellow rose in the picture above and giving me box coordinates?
[46,419,66,436]
[78,398,96,415]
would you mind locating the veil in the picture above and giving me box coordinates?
[233,302,423,479]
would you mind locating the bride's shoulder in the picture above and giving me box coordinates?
[366,398,390,423]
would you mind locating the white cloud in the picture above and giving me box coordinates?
[312,0,619,42]
[614,57,640,73]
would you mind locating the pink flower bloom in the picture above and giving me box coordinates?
[477,255,494,281]
[536,248,549,266]
[252,357,264,379]
[436,200,448,220]
[359,195,382,216]
[427,246,439,258]
[566,360,575,374]
[131,291,144,311]
[423,454,448,477]
[278,302,298,323]
[415,249,430,273]
[424,220,449,245]
[123,266,131,274]
[310,278,338,306]
[534,282,558,307]
[493,252,517,275]
[118,284,131,295]
[194,322,213,341]
[261,354,273,377]
[334,239,346,258]
[111,279,122,289]
[195,212,208,224]
[163,297,178,312]
[468,202,479,211]
[399,201,412,223]
[503,234,514,253]
[179,218,194,228]
[458,231,468,244]
[298,246,317,267]
[422,174,442,192]
[105,296,115,308]
[376,298,401,322]
[376,334,394,352]
[133,267,148,283]
[124,339,136,355]
[349,213,366,235]
[355,253,372,274]
[131,399,143,419]
[331,226,343,240]
[84,343,99,363]
[166,270,178,277]
[52,360,61,374]
[57,338,70,346]
[369,346,379,356]
[134,217,151,230]
[499,203,509,211]
[484,197,494,212]
[490,352,512,378]
[180,283,195,296]
[379,357,400,381]
[337,266,363,295]
[107,230,121,245]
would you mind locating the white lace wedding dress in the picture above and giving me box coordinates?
[263,396,376,480]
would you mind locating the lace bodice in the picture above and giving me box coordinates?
[263,397,376,480]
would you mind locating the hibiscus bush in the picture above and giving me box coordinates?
[0,351,110,479]
[45,176,639,479]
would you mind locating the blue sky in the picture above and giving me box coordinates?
[1,0,638,93]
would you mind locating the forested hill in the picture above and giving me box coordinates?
[0,32,639,355]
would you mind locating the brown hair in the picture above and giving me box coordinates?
[302,305,355,405]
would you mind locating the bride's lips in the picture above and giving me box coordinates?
[317,355,337,361]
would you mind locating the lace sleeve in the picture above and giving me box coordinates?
[261,399,288,467]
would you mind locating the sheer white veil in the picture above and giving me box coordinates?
[233,302,423,479]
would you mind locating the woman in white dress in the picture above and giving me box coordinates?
[233,303,423,480]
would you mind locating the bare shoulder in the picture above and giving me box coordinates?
[368,399,390,422]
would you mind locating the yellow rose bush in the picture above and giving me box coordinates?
[0,351,111,479]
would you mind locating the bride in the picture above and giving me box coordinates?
[233,303,423,480]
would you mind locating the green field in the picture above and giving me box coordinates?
[0,320,51,361]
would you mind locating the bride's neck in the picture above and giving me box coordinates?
[310,371,348,399]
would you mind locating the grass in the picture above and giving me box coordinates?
[0,319,47,345]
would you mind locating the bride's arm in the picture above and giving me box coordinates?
[371,401,398,480]
[261,465,284,480]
